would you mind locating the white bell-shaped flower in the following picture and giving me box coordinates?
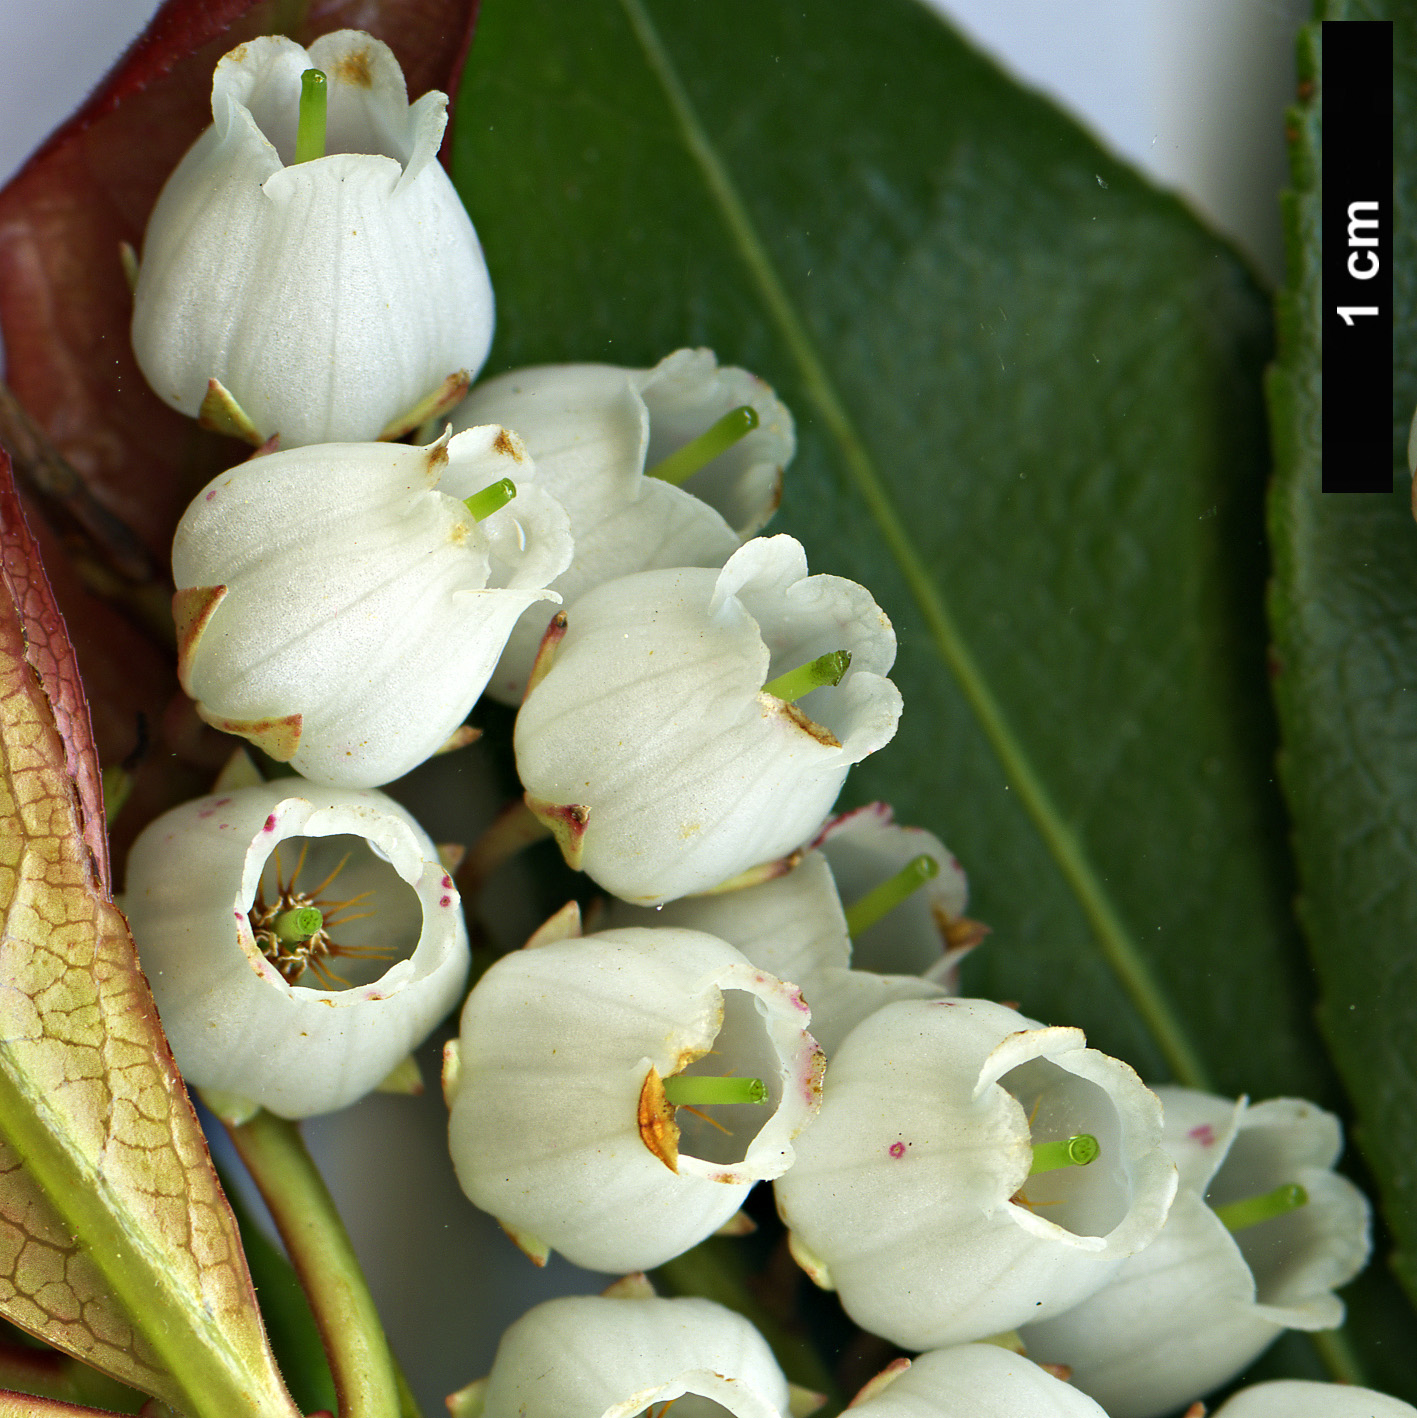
[122,781,468,1118]
[1021,1086,1372,1418]
[445,917,824,1272]
[603,802,979,1053]
[844,1346,1109,1417]
[131,31,494,447]
[515,534,902,904]
[773,997,1177,1350]
[449,349,794,702]
[173,428,570,787]
[466,1294,791,1418]
[1212,1380,1416,1418]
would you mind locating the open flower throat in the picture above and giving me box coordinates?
[249,837,389,988]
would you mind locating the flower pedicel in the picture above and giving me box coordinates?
[131,32,494,447]
[123,782,468,1118]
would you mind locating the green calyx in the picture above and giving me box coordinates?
[645,404,759,485]
[844,853,940,937]
[762,650,851,704]
[294,68,328,164]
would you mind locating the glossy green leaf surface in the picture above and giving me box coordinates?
[1267,1,1417,1319]
[454,0,1329,1103]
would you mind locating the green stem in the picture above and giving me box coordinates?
[1029,1134,1100,1174]
[464,478,517,521]
[762,650,849,703]
[226,1111,401,1418]
[843,854,939,937]
[645,405,758,485]
[294,69,327,165]
[618,0,1211,1092]
[663,1076,767,1106]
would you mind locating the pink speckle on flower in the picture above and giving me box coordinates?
[205,489,218,501]
[1189,1124,1216,1146]
[440,895,452,908]
[263,815,277,832]
[889,1141,907,1158]
[441,874,453,890]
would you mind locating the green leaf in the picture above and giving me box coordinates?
[454,0,1329,1100]
[1267,0,1417,1329]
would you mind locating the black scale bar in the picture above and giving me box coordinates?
[1321,20,1394,493]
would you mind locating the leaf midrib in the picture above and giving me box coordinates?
[615,0,1211,1090]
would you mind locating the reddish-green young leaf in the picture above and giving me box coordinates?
[0,0,478,843]
[0,449,300,1415]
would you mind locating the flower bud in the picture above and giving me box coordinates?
[1021,1087,1372,1418]
[132,32,494,446]
[1212,1380,1416,1418]
[515,534,901,904]
[445,922,824,1272]
[468,1294,790,1417]
[449,349,794,702]
[845,1346,1109,1417]
[173,429,570,787]
[773,997,1177,1349]
[122,782,469,1118]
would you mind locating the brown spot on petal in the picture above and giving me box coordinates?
[172,584,227,695]
[334,47,375,88]
[524,612,567,700]
[638,1067,680,1173]
[492,427,527,463]
[771,697,841,748]
[195,706,302,762]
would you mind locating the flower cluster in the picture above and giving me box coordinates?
[113,29,1385,1418]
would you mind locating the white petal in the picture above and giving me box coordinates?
[1213,1381,1416,1418]
[122,783,468,1118]
[479,1295,790,1418]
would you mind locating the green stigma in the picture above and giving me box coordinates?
[1214,1183,1309,1233]
[294,69,328,165]
[844,854,940,937]
[762,650,851,704]
[662,1076,769,1107]
[645,405,759,486]
[1029,1133,1101,1175]
[464,478,517,521]
[273,906,324,944]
